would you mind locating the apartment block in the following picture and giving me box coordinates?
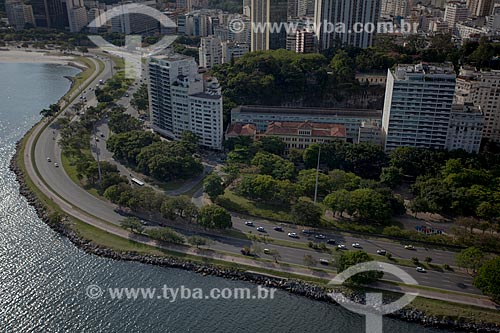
[455,68,500,143]
[148,55,223,150]
[445,104,484,153]
[382,63,456,151]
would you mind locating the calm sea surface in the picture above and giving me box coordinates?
[0,62,450,332]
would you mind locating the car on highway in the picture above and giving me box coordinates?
[302,229,314,235]
[315,234,326,239]
[376,249,387,255]
[257,227,265,232]
[416,266,426,273]
[405,245,415,250]
[125,93,129,97]
[54,162,59,167]
[46,157,51,162]
[273,226,283,232]
[263,248,270,254]
[319,259,329,265]
[100,133,105,138]
[244,221,254,227]
[288,232,299,238]
[352,243,362,248]
[337,244,347,250]
[327,239,336,245]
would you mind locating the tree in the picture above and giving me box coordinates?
[120,217,144,233]
[198,205,232,229]
[337,250,383,285]
[291,199,322,227]
[254,136,286,155]
[348,188,392,223]
[251,151,295,180]
[324,189,350,217]
[474,256,500,302]
[456,247,485,274]
[380,166,403,188]
[40,103,60,118]
[303,254,317,268]
[203,173,224,200]
[147,228,185,244]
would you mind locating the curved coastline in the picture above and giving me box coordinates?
[6,57,500,333]
[8,131,499,333]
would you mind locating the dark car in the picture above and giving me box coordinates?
[327,239,336,245]
[273,226,284,232]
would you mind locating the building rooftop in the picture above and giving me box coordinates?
[451,103,482,114]
[190,92,221,100]
[226,123,257,137]
[265,121,347,138]
[233,105,381,118]
[393,63,456,79]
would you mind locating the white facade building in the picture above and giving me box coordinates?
[445,104,484,153]
[199,36,222,69]
[148,55,223,150]
[65,0,88,32]
[382,63,456,151]
[455,68,500,143]
[444,1,469,32]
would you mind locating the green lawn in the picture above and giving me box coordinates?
[217,189,294,222]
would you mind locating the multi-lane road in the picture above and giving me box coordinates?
[30,53,482,297]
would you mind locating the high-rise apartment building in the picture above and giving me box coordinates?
[250,0,288,51]
[382,63,456,151]
[455,68,500,143]
[6,0,36,30]
[445,104,484,153]
[31,0,66,28]
[221,41,249,63]
[444,1,469,31]
[64,0,88,32]
[148,55,224,150]
[315,0,382,50]
[467,0,493,17]
[199,36,222,68]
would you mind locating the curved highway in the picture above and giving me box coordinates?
[27,53,485,298]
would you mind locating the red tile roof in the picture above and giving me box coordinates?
[226,123,257,137]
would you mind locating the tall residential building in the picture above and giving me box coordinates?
[199,36,222,69]
[6,0,36,30]
[382,63,456,151]
[148,55,224,150]
[31,0,66,28]
[177,0,192,11]
[445,104,484,153]
[444,1,469,31]
[467,0,493,16]
[381,0,411,17]
[64,0,88,32]
[221,41,249,63]
[87,7,105,33]
[455,68,500,143]
[250,0,288,51]
[315,0,382,50]
[110,2,159,35]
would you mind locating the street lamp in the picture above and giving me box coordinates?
[313,144,321,204]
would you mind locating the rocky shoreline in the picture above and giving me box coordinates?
[9,139,500,333]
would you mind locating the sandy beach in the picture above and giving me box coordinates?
[0,49,76,64]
